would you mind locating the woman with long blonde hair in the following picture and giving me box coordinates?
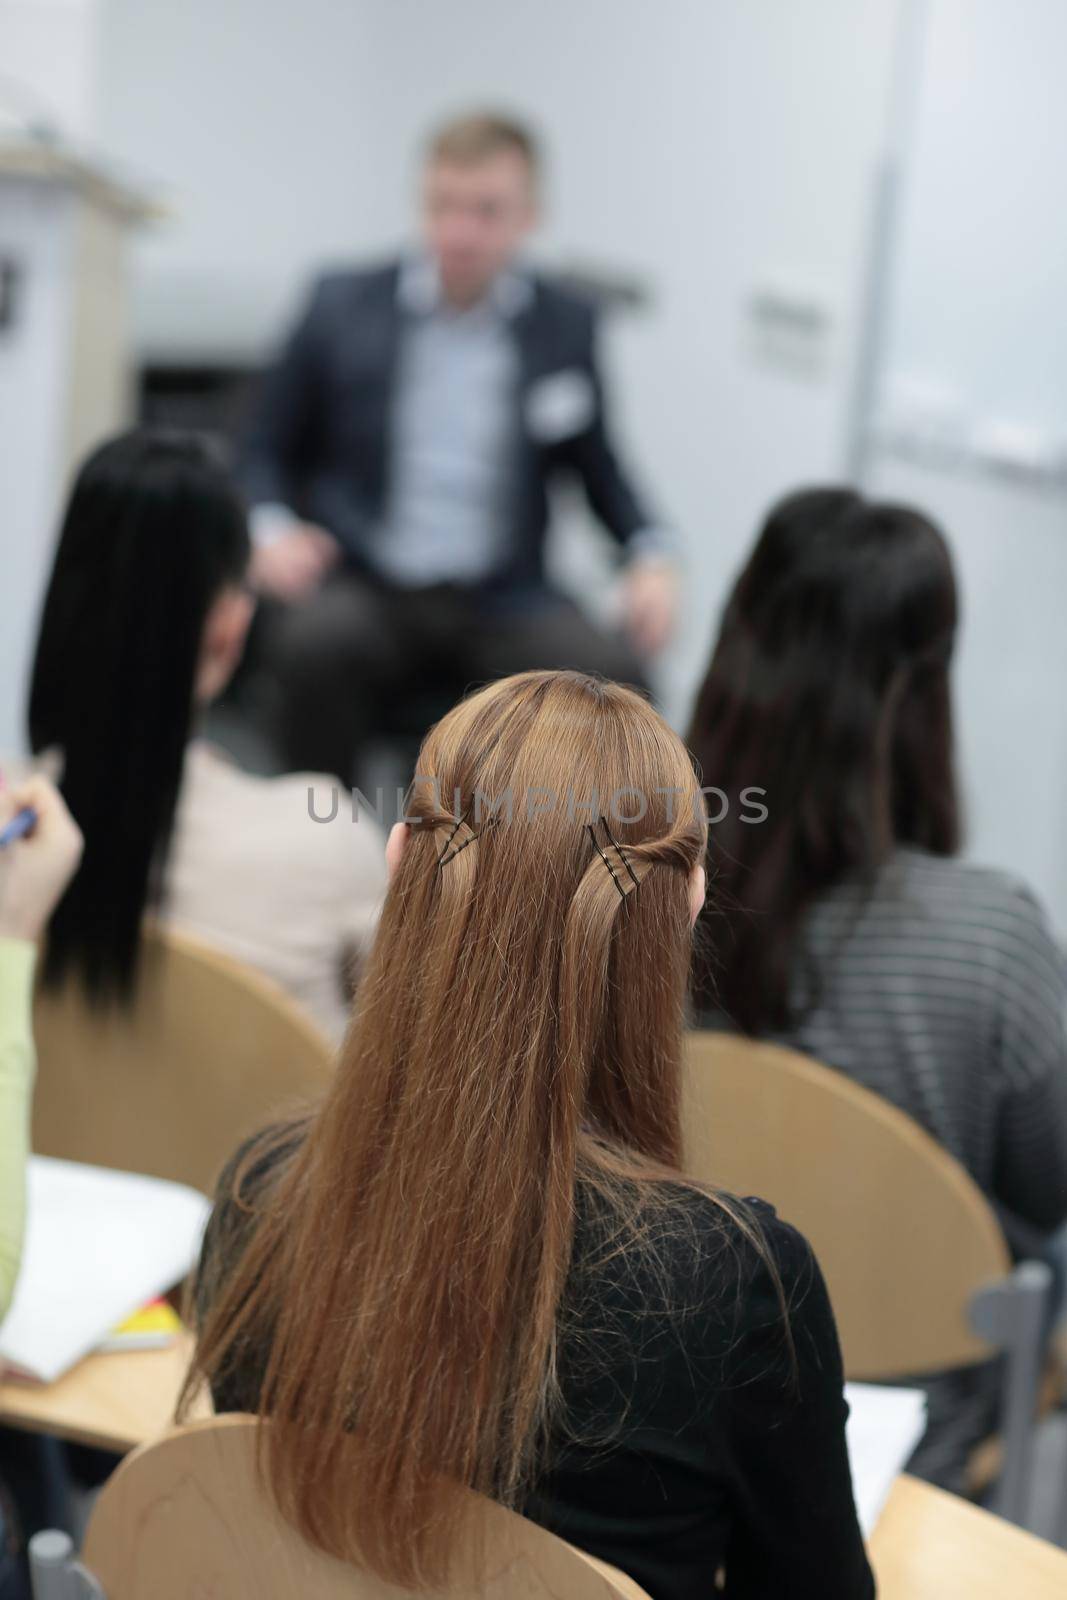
[189,671,872,1600]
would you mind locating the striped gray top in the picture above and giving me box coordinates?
[766,848,1067,1234]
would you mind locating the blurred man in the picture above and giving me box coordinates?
[243,111,677,782]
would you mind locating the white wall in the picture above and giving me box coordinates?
[881,0,1067,440]
[92,0,390,358]
[0,0,101,143]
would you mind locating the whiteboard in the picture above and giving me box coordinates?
[879,0,1067,463]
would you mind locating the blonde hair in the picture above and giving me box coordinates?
[426,109,539,178]
[186,672,746,1587]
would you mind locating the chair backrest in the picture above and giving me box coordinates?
[80,1415,652,1600]
[682,1032,1012,1376]
[32,924,335,1196]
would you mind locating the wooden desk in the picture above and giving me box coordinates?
[870,1473,1067,1598]
[0,1331,206,1453]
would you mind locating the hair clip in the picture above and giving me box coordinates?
[586,817,641,900]
[437,810,497,868]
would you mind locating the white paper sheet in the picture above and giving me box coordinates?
[0,1156,210,1384]
[845,1381,929,1535]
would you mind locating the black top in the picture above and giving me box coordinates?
[240,260,657,594]
[196,1131,874,1600]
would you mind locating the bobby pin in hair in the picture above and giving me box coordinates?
[437,811,497,868]
[587,817,641,899]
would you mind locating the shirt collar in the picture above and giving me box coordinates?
[397,254,533,319]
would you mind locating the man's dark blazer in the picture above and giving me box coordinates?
[241,260,657,594]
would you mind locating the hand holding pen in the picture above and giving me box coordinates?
[0,776,83,942]
[0,808,37,850]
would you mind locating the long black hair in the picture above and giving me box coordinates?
[28,429,251,1003]
[687,486,961,1033]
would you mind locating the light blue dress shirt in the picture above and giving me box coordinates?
[372,258,531,586]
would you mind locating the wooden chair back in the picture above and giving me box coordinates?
[81,1415,652,1600]
[32,924,335,1195]
[682,1032,1012,1376]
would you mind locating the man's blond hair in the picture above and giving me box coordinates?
[426,111,540,179]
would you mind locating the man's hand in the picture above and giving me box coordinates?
[250,524,340,603]
[621,559,678,657]
[0,777,83,944]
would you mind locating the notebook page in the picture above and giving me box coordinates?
[845,1381,929,1535]
[0,1156,210,1384]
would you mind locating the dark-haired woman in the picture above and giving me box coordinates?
[688,487,1067,1487]
[24,429,386,1040]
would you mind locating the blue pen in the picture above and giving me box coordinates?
[0,807,37,849]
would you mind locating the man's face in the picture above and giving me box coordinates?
[421,151,537,305]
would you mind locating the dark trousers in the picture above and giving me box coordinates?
[265,575,650,785]
[0,1431,72,1600]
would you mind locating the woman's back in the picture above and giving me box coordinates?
[188,669,871,1596]
[686,488,1067,1237]
[773,847,1067,1232]
[164,743,385,1041]
[198,1127,872,1600]
[26,429,387,1028]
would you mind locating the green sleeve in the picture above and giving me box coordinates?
[0,939,37,1319]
